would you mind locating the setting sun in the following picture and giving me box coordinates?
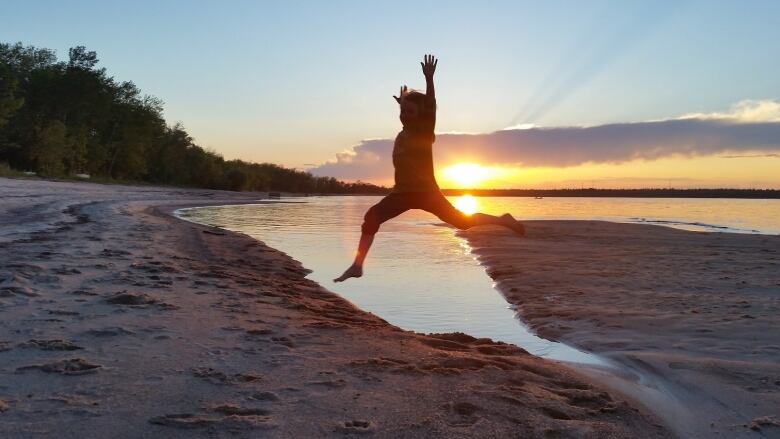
[453,195,479,215]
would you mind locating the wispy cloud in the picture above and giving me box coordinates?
[310,100,780,182]
[679,99,780,123]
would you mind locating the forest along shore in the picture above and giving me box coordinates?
[0,177,669,438]
[462,221,780,438]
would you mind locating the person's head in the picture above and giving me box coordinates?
[398,90,426,127]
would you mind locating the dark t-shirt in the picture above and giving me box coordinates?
[392,95,438,193]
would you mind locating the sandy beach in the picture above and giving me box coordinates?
[0,177,676,438]
[463,221,780,438]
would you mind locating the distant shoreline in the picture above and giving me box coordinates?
[5,174,780,199]
[441,188,780,199]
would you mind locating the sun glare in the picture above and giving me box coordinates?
[441,163,491,188]
[454,195,479,215]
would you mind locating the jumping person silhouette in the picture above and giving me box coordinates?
[334,55,525,283]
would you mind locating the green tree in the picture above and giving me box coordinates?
[67,46,98,70]
[0,64,24,128]
[30,120,69,175]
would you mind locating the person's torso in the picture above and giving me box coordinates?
[392,130,438,192]
[392,97,438,193]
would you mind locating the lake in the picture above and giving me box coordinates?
[176,196,780,365]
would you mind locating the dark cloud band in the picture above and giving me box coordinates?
[311,105,780,182]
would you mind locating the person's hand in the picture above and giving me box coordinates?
[393,85,408,103]
[421,54,437,78]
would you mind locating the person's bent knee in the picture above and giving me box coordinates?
[361,209,380,235]
[361,221,379,235]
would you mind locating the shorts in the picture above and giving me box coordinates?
[361,191,471,235]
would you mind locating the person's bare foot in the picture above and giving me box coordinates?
[502,213,525,236]
[334,264,363,282]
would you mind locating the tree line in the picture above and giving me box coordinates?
[0,42,387,194]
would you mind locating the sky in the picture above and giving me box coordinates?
[2,0,780,188]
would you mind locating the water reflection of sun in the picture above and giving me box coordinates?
[454,195,479,215]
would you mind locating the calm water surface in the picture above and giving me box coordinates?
[177,196,780,365]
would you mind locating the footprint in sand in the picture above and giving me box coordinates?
[148,413,218,429]
[452,401,480,417]
[750,416,780,432]
[16,358,101,375]
[536,405,574,421]
[100,248,131,258]
[47,309,80,317]
[6,263,44,279]
[547,387,616,413]
[335,420,375,434]
[191,367,263,385]
[53,266,81,275]
[245,328,274,336]
[1,285,40,297]
[271,336,294,348]
[220,325,245,332]
[106,291,158,305]
[305,378,347,389]
[149,404,276,430]
[83,327,135,337]
[32,273,61,284]
[148,413,275,430]
[250,391,280,402]
[18,339,83,351]
[441,401,482,427]
[105,291,178,310]
[212,404,271,416]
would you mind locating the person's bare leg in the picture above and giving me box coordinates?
[471,212,525,235]
[334,233,375,282]
[501,213,526,235]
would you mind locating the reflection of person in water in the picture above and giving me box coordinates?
[335,55,525,283]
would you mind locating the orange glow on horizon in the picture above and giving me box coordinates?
[429,155,780,190]
[439,163,495,188]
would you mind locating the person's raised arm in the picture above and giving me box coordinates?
[421,54,437,100]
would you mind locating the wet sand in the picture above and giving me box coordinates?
[0,178,669,438]
[462,221,780,438]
